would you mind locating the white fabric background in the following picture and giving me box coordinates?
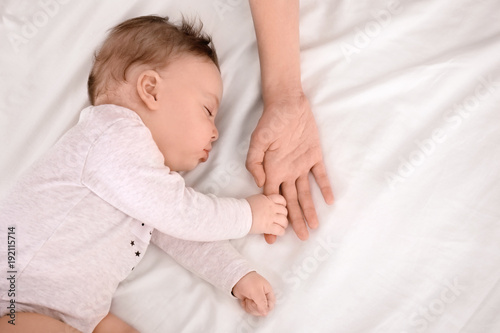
[1,0,499,332]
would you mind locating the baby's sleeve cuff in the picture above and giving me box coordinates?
[229,268,256,298]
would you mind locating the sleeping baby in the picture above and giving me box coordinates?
[0,15,288,333]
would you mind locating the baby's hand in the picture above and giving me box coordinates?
[246,194,288,236]
[232,271,275,316]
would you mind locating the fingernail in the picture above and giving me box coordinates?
[327,195,334,205]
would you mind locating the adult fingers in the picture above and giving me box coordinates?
[245,145,266,188]
[264,234,277,244]
[246,124,273,188]
[263,175,281,197]
[296,174,319,229]
[312,161,334,205]
[281,181,309,241]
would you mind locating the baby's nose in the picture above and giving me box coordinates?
[212,126,219,141]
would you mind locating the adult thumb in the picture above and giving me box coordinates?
[246,137,267,188]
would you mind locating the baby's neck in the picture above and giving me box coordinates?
[94,85,144,113]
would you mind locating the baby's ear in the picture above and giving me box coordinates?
[137,70,160,110]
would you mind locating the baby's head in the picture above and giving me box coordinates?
[88,15,222,171]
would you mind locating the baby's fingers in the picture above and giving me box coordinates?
[241,299,265,316]
[270,223,286,236]
[265,290,275,313]
[276,204,288,217]
[268,193,286,206]
[252,292,271,316]
[267,214,288,236]
[275,213,288,230]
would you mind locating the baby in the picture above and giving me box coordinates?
[0,15,288,332]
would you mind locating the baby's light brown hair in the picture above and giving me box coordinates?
[87,15,219,105]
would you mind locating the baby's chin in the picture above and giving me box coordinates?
[165,159,204,172]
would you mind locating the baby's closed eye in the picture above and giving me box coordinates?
[204,106,213,116]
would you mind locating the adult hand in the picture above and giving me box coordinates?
[246,92,334,243]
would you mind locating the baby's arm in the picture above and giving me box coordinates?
[151,230,254,294]
[151,231,275,316]
[82,118,286,242]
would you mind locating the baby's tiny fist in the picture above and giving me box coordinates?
[232,272,275,316]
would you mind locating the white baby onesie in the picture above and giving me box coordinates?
[0,104,254,332]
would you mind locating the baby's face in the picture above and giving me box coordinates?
[148,55,222,171]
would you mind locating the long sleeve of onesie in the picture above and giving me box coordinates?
[151,230,255,294]
[81,107,252,241]
[0,105,254,333]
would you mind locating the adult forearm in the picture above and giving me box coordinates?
[249,0,302,102]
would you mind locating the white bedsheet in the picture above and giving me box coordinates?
[1,0,499,332]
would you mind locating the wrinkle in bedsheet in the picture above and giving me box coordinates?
[1,0,499,332]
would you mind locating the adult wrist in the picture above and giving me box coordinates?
[262,87,307,112]
[263,87,304,106]
[261,80,303,105]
